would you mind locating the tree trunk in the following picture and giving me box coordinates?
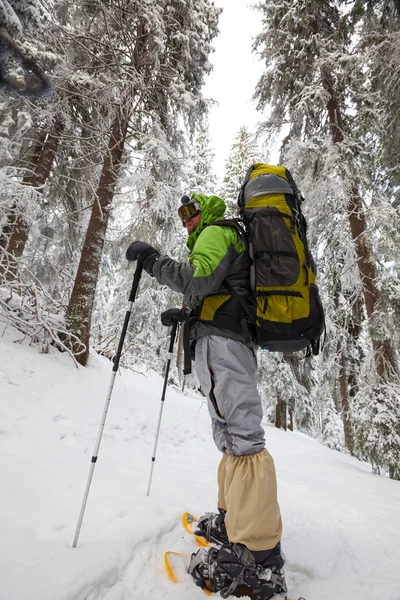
[0,129,47,251]
[334,284,354,453]
[281,399,287,431]
[8,119,63,260]
[347,188,398,379]
[275,396,287,430]
[339,351,354,454]
[0,120,63,274]
[388,464,400,481]
[322,70,399,382]
[288,407,294,431]
[275,398,281,429]
[66,107,129,366]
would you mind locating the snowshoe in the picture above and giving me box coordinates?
[188,542,287,600]
[194,508,229,545]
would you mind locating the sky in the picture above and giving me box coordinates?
[203,0,266,178]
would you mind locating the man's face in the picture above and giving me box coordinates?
[184,212,202,235]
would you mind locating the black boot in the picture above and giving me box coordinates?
[188,542,287,600]
[252,542,285,571]
[194,508,229,545]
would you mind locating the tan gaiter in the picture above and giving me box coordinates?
[218,448,282,551]
[217,453,228,510]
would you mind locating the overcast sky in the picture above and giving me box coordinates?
[203,0,264,179]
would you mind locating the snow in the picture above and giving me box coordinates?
[1,327,400,600]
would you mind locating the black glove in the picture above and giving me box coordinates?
[161,308,186,327]
[126,241,160,276]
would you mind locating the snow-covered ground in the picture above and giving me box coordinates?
[1,325,400,600]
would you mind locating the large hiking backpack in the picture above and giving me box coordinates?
[234,163,325,355]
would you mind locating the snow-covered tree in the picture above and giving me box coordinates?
[355,381,400,480]
[321,399,345,452]
[253,0,400,476]
[254,0,399,380]
[219,126,263,215]
[0,0,221,366]
[186,117,217,195]
[65,0,221,365]
[259,351,311,432]
[0,0,47,35]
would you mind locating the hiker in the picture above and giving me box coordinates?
[126,193,286,600]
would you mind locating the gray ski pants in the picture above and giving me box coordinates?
[194,334,282,551]
[195,334,264,455]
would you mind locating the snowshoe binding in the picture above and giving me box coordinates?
[194,508,229,545]
[188,542,287,600]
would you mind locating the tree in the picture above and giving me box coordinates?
[219,126,263,215]
[93,118,187,374]
[1,118,64,266]
[355,381,400,480]
[255,0,399,474]
[254,0,399,381]
[0,0,57,265]
[186,117,217,195]
[66,105,129,362]
[253,0,400,476]
[65,0,221,365]
[258,351,310,432]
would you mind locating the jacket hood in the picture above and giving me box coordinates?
[186,193,226,250]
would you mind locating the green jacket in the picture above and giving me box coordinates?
[152,194,253,345]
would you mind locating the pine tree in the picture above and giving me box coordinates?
[253,0,400,476]
[254,0,399,381]
[355,381,400,480]
[219,126,263,215]
[0,0,49,42]
[93,121,187,374]
[0,0,221,364]
[259,352,311,432]
[186,117,217,195]
[322,399,345,451]
[1,119,64,266]
[0,0,57,265]
[65,0,221,365]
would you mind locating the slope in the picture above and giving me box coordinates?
[0,325,399,600]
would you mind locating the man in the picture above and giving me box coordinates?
[126,193,286,600]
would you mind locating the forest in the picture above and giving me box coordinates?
[0,0,399,480]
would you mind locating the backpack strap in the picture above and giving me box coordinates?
[285,167,313,270]
[223,281,254,344]
[203,218,247,246]
[202,219,254,344]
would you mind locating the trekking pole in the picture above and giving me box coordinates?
[146,318,179,497]
[72,262,143,548]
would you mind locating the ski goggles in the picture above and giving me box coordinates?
[178,200,201,225]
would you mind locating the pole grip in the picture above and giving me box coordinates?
[113,261,143,371]
[129,261,144,301]
[168,320,178,353]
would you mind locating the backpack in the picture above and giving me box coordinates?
[220,163,325,355]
